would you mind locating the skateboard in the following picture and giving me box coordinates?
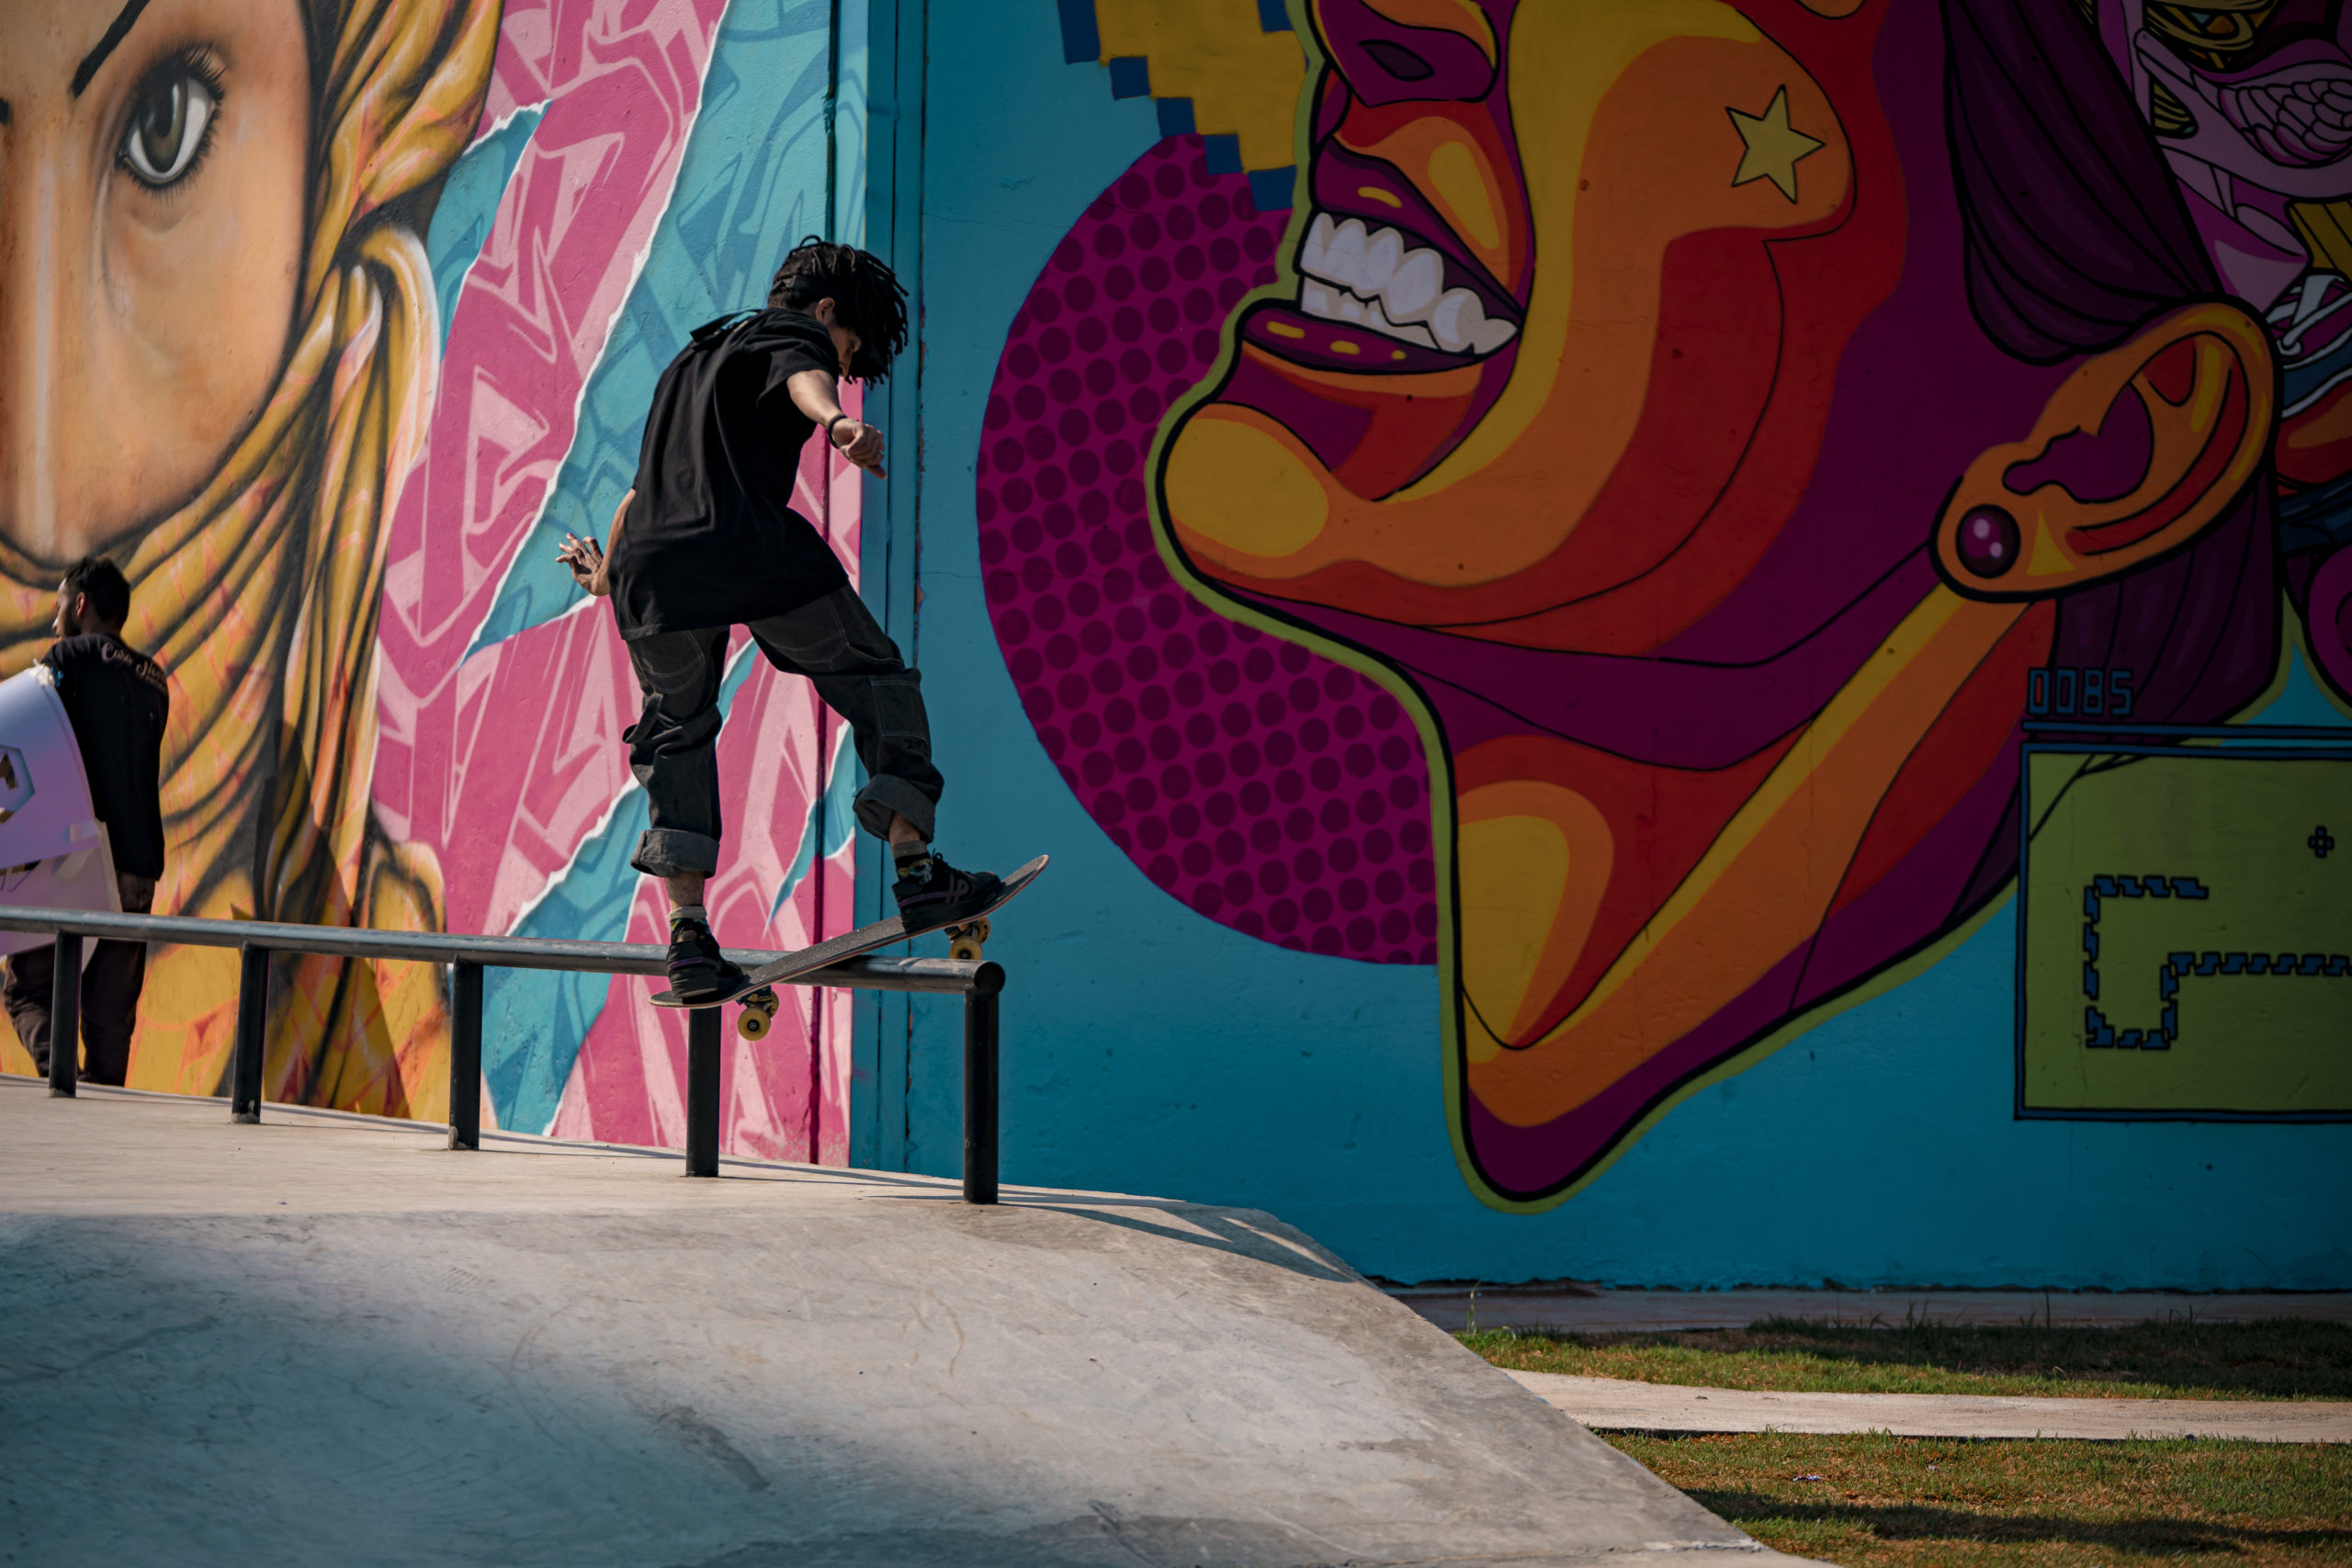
[650,855,1048,1039]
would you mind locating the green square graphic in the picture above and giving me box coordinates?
[2020,750,2351,1117]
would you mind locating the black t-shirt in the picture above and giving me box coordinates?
[607,309,853,637]
[42,635,170,879]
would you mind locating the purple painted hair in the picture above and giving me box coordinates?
[1943,0,2286,904]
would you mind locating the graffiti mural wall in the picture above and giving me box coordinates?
[6,0,2346,1282]
[0,0,863,1163]
[921,0,2352,1271]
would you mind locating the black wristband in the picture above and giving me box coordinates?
[827,413,854,444]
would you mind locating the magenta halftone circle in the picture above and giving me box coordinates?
[977,138,1437,964]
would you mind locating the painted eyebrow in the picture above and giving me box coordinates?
[73,0,155,98]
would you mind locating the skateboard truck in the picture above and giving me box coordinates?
[736,985,779,1040]
[944,917,990,963]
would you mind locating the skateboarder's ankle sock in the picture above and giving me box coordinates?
[669,902,710,930]
[893,843,933,884]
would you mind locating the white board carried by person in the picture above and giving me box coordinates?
[1,557,173,1087]
[0,662,121,954]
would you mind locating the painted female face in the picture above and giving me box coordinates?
[0,0,310,563]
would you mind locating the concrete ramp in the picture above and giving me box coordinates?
[0,1077,1804,1567]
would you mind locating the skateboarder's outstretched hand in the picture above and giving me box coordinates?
[557,488,628,597]
[558,532,610,597]
[829,417,888,479]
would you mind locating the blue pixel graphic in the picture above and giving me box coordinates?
[2080,874,2350,1050]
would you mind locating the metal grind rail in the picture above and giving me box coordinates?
[0,907,1005,1202]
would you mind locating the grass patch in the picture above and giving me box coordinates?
[1611,1430,2352,1567]
[1462,1319,2352,1401]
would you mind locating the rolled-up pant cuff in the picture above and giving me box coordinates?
[631,828,721,878]
[854,776,936,844]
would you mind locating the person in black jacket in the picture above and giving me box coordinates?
[557,239,1000,1001]
[4,558,170,1084]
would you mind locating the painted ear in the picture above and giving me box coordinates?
[1933,301,2275,600]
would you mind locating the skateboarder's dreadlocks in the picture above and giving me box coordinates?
[767,241,909,383]
[557,236,1001,1003]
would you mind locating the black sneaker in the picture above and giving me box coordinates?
[666,915,748,1003]
[892,851,1003,929]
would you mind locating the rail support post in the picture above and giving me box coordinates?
[684,1006,720,1177]
[962,987,1000,1205]
[448,961,482,1150]
[46,931,81,1097]
[231,943,269,1123]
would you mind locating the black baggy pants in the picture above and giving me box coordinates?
[5,932,148,1085]
[625,585,942,878]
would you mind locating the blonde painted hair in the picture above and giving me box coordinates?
[0,0,502,1105]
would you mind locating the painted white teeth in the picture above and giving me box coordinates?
[1302,212,1336,278]
[1373,303,1439,350]
[1292,209,1514,355]
[1420,287,1515,355]
[1385,248,1442,321]
[1428,289,1476,352]
[1427,288,1466,347]
[1358,296,1437,347]
[1327,219,1370,290]
[1363,226,1403,295]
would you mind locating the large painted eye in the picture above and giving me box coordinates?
[119,66,221,187]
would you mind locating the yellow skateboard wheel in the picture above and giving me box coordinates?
[946,917,989,962]
[736,987,777,1041]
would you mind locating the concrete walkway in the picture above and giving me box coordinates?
[1506,1371,2352,1442]
[0,1077,1817,1568]
[1396,1284,2352,1335]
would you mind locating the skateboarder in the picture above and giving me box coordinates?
[559,238,1000,1001]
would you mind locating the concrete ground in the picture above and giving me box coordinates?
[1503,1371,2352,1442]
[0,1077,1815,1568]
[1394,1284,2352,1335]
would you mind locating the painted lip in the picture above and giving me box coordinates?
[1240,143,1524,377]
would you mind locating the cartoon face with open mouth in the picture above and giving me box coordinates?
[1151,0,2300,1203]
[1164,0,1863,617]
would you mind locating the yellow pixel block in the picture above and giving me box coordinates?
[1094,0,1308,171]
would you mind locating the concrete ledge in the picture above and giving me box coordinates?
[1506,1371,2352,1442]
[0,1079,1822,1566]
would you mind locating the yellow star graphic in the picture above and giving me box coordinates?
[1727,86,1825,204]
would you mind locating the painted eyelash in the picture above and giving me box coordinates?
[177,48,230,107]
[117,46,231,192]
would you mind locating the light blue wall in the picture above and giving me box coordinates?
[848,0,2352,1287]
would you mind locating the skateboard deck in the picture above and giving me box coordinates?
[650,855,1047,1036]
